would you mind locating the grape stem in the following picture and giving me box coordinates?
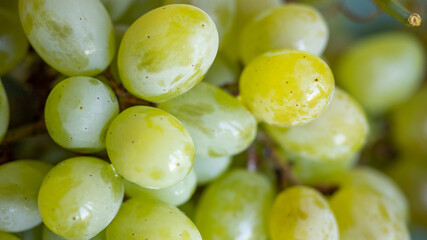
[1,118,46,145]
[247,144,259,172]
[372,0,421,26]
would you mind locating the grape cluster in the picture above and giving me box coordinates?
[0,0,426,240]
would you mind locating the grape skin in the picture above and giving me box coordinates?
[0,80,9,143]
[0,231,20,240]
[193,154,231,185]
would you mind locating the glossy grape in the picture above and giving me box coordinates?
[203,54,240,87]
[42,225,106,240]
[0,80,9,143]
[193,154,231,185]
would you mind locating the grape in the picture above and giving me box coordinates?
[240,50,334,127]
[106,106,194,189]
[329,187,409,240]
[0,231,20,240]
[44,76,119,153]
[195,169,273,240]
[38,157,124,240]
[335,32,425,115]
[42,225,106,240]
[124,169,197,206]
[203,53,240,87]
[110,25,128,85]
[269,186,339,240]
[118,4,219,102]
[16,223,43,240]
[19,0,115,76]
[265,88,368,183]
[100,0,133,21]
[0,160,52,232]
[158,82,257,157]
[106,197,202,240]
[193,154,231,185]
[0,80,9,143]
[391,86,427,157]
[239,3,329,65]
[0,7,29,75]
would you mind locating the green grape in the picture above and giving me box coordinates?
[106,106,194,189]
[100,0,133,21]
[265,88,368,183]
[335,32,425,115]
[193,154,231,185]
[110,25,129,84]
[240,50,334,127]
[0,8,29,75]
[16,223,43,240]
[0,231,20,240]
[203,53,240,87]
[0,80,9,143]
[118,4,219,102]
[329,187,409,240]
[19,0,115,76]
[391,86,427,157]
[106,197,202,240]
[158,82,257,157]
[124,169,197,206]
[195,169,273,240]
[44,76,119,153]
[269,186,339,240]
[0,160,52,232]
[38,157,124,240]
[240,3,329,65]
[42,225,106,240]
[115,0,163,25]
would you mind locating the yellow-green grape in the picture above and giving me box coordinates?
[42,225,106,240]
[240,3,328,65]
[240,50,334,127]
[16,223,43,240]
[115,0,163,25]
[118,4,219,103]
[106,198,202,240]
[106,106,194,189]
[335,32,425,115]
[193,154,231,185]
[0,80,9,143]
[269,186,339,240]
[329,187,409,240]
[44,77,119,153]
[195,169,273,240]
[38,157,124,240]
[391,86,427,157]
[0,8,29,75]
[124,169,197,206]
[100,0,133,21]
[265,88,368,183]
[110,25,129,84]
[203,54,240,87]
[19,0,115,76]
[0,231,20,240]
[158,82,257,157]
[0,160,52,232]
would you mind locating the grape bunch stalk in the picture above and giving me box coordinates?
[0,0,426,239]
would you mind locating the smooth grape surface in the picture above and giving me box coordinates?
[0,80,9,143]
[118,4,219,102]
[42,225,106,240]
[193,154,231,185]
[44,77,119,153]
[19,0,115,76]
[158,82,257,157]
[0,231,20,240]
[0,160,52,232]
[240,50,334,127]
[38,157,124,240]
[106,106,194,189]
[203,54,240,87]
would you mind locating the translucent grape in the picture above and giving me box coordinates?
[124,169,197,206]
[0,80,9,143]
[118,4,219,102]
[100,0,133,21]
[0,160,52,232]
[335,32,425,114]
[19,0,115,76]
[269,186,339,240]
[158,82,256,157]
[195,169,273,240]
[42,225,106,240]
[203,54,240,87]
[38,157,124,240]
[240,50,334,127]
[106,106,194,189]
[0,231,20,240]
[193,154,231,185]
[44,76,119,153]
[106,198,202,240]
[240,3,329,65]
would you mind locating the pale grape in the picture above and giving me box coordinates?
[195,169,273,240]
[118,4,219,102]
[240,3,329,65]
[0,231,20,240]
[125,169,197,206]
[203,54,240,87]
[330,187,409,240]
[0,160,52,232]
[110,25,128,84]
[0,80,9,143]
[106,106,194,189]
[158,82,257,157]
[100,0,133,21]
[106,198,202,240]
[269,186,339,240]
[193,154,231,185]
[44,76,119,153]
[335,32,425,114]
[38,157,124,240]
[42,225,106,240]
[19,0,115,76]
[239,50,334,127]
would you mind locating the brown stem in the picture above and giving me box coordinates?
[247,144,259,172]
[2,118,46,144]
